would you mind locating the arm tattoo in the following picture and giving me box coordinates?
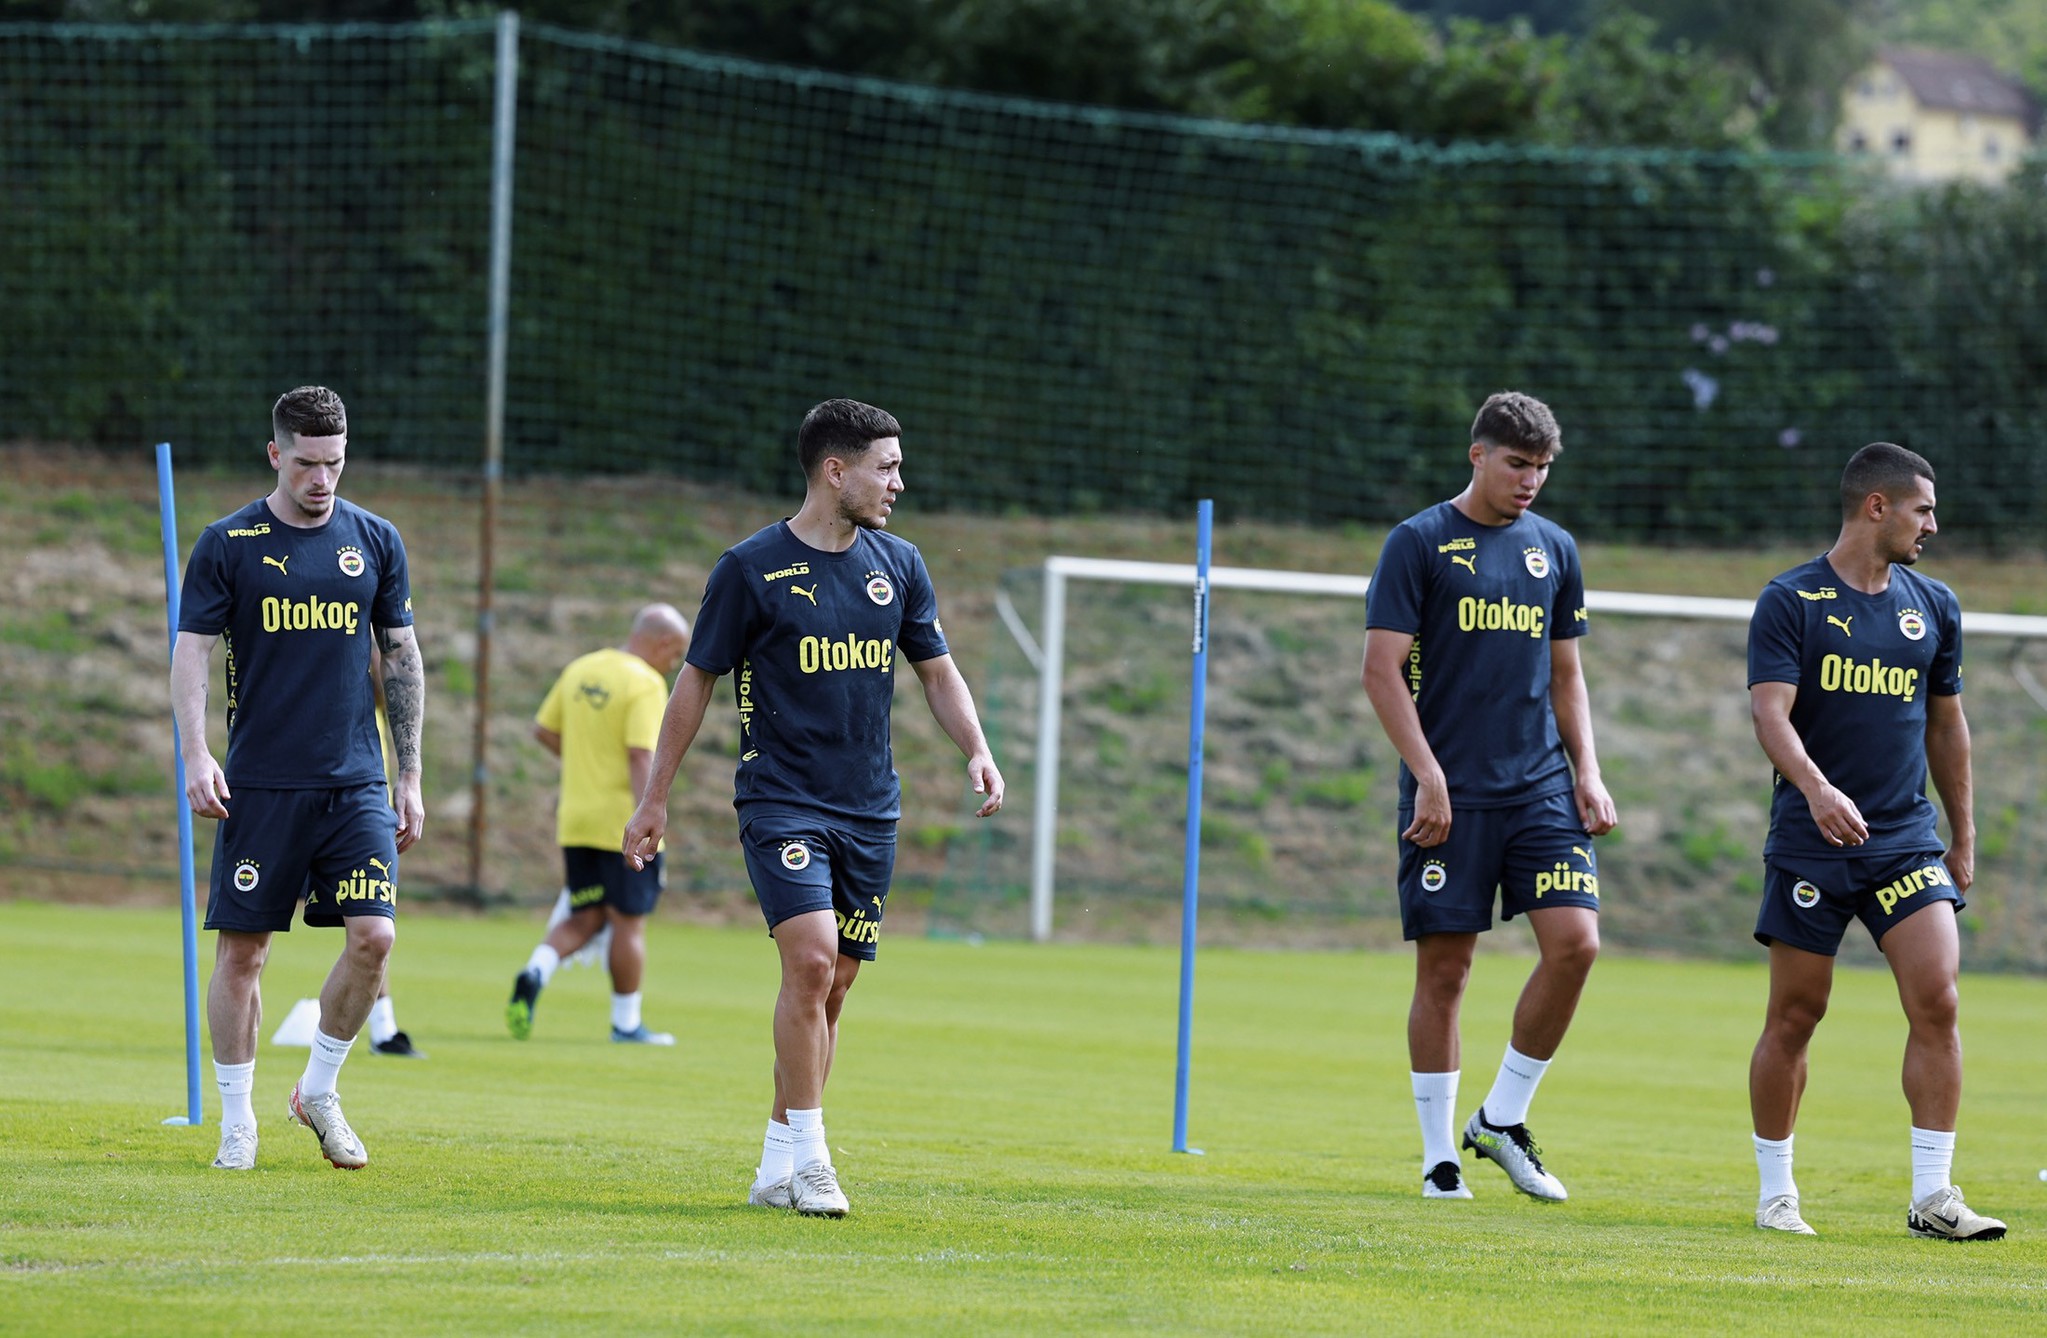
[379,628,427,774]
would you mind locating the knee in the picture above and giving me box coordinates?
[1415,958,1471,1007]
[1766,996,1827,1047]
[1905,980,1959,1034]
[215,935,269,980]
[347,918,396,968]
[1545,928,1600,981]
[781,944,839,1000]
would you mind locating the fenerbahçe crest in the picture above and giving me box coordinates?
[780,841,812,872]
[1792,880,1822,909]
[233,861,261,892]
[1897,608,1927,641]
[865,574,895,606]
[337,546,366,577]
[1420,860,1447,892]
[1523,547,1550,578]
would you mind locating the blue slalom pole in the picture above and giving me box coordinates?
[1172,499,1213,1154]
[156,442,204,1128]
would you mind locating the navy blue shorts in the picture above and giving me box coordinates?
[562,846,665,917]
[1397,791,1600,940]
[739,811,895,961]
[1754,849,1961,956]
[205,784,399,933]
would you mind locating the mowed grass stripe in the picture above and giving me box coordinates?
[2,902,2041,1334]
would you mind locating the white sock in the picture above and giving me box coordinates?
[1754,1132,1797,1205]
[785,1106,830,1170]
[757,1119,795,1185]
[299,1028,354,1099]
[611,991,642,1033]
[215,1060,256,1129]
[1482,1044,1551,1128]
[1411,1071,1460,1172]
[367,996,398,1045]
[1910,1126,1956,1203]
[526,944,562,986]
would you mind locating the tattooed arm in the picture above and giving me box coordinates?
[377,623,427,852]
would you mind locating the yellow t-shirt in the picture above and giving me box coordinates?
[535,647,668,851]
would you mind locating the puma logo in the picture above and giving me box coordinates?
[368,857,390,877]
[790,584,818,605]
[262,555,290,574]
[1826,615,1852,637]
[1572,846,1592,864]
[1449,555,1476,574]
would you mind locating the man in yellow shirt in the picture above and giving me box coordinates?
[507,604,691,1043]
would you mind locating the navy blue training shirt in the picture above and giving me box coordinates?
[1747,555,1963,859]
[178,497,413,788]
[1364,501,1589,809]
[686,521,949,826]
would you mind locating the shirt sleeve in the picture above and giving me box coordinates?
[683,552,757,676]
[1929,586,1964,697]
[177,527,232,635]
[1747,582,1804,688]
[896,546,949,664]
[1363,523,1427,634]
[623,671,665,751]
[373,521,414,630]
[1552,531,1589,641]
[534,670,566,733]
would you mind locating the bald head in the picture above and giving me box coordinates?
[625,603,691,675]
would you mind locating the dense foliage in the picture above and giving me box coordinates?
[3,23,2042,546]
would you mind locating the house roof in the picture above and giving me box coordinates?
[1878,46,2040,131]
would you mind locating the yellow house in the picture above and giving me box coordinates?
[1838,46,2039,184]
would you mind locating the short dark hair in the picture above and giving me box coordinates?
[272,385,347,444]
[798,398,901,478]
[1470,391,1561,457]
[1840,442,1934,518]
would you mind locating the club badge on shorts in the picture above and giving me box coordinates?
[234,861,261,892]
[1792,880,1822,909]
[780,841,811,872]
[1421,860,1448,892]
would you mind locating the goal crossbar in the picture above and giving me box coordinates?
[1024,555,2047,942]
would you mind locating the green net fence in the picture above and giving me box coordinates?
[3,19,2045,544]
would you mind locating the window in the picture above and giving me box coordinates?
[1892,129,1913,154]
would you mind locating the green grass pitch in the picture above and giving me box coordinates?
[3,901,2042,1334]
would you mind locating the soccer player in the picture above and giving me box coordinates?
[1361,391,1617,1202]
[171,385,424,1171]
[507,604,692,1045]
[1744,442,2004,1240]
[622,398,1004,1218]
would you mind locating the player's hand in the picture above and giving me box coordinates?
[968,754,1005,818]
[1807,783,1869,848]
[623,799,667,871]
[184,751,230,819]
[1943,840,1975,894]
[1402,775,1451,848]
[393,773,425,854]
[1576,774,1618,836]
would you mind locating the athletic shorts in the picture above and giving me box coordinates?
[1754,849,1961,955]
[1396,790,1600,940]
[561,846,665,917]
[204,784,399,933]
[738,810,895,961]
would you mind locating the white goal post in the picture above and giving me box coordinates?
[1007,555,2047,944]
